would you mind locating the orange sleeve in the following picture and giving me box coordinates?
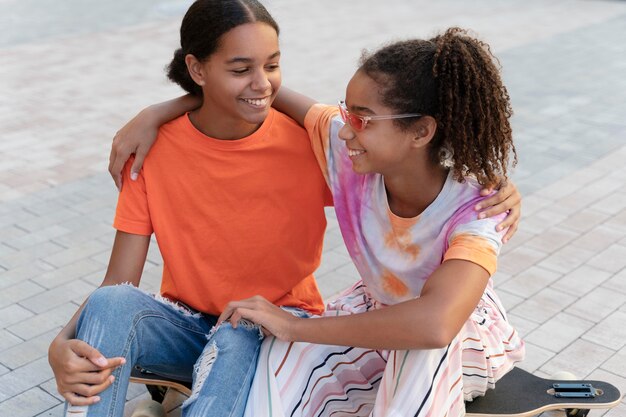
[304,104,340,187]
[443,235,498,276]
[113,158,153,236]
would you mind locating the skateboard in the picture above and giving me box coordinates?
[130,366,191,402]
[465,367,622,417]
[130,366,621,417]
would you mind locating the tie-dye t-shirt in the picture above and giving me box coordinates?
[304,104,505,306]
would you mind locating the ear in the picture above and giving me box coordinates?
[411,116,437,148]
[185,54,206,86]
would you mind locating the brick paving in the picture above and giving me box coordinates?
[1,0,625,416]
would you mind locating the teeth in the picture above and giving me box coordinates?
[348,149,366,157]
[242,98,268,107]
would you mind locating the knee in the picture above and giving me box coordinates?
[210,321,263,348]
[79,285,147,329]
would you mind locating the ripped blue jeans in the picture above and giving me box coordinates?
[65,285,263,417]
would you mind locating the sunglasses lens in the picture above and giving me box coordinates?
[339,102,364,131]
[348,115,364,131]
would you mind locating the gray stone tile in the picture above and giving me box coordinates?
[510,287,577,324]
[498,246,547,276]
[586,243,626,274]
[537,244,596,275]
[539,339,615,379]
[0,329,23,352]
[38,378,64,403]
[32,258,106,289]
[0,357,55,403]
[2,225,70,251]
[315,249,352,277]
[41,240,109,268]
[519,208,569,236]
[603,268,626,295]
[558,209,611,234]
[0,303,35,328]
[570,225,625,253]
[524,312,595,353]
[499,266,562,298]
[7,303,76,340]
[602,347,626,379]
[565,286,626,323]
[0,262,55,290]
[19,279,95,315]
[582,310,626,351]
[35,402,64,417]
[591,192,626,216]
[0,241,66,270]
[0,387,60,417]
[516,342,555,373]
[523,226,579,254]
[552,265,612,297]
[0,280,47,309]
[0,329,58,370]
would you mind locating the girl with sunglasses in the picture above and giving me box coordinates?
[215,27,525,417]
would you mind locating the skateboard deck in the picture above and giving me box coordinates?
[130,366,621,417]
[465,367,622,417]
[130,366,192,398]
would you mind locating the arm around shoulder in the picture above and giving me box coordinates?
[272,87,318,127]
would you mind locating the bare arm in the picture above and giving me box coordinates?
[109,94,202,191]
[272,87,318,127]
[49,231,150,406]
[220,259,489,350]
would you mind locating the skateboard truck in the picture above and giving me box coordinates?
[550,382,598,398]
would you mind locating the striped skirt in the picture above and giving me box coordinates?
[243,280,525,417]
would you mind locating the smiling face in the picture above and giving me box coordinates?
[338,70,420,176]
[187,22,281,139]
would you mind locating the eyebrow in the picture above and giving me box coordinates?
[226,51,281,65]
[347,103,376,115]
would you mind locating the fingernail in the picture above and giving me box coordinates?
[130,172,138,181]
[496,226,502,231]
[478,213,486,219]
[120,358,126,365]
[474,204,482,211]
[95,357,107,367]
[93,396,101,403]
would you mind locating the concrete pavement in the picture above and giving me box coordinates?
[1,0,626,415]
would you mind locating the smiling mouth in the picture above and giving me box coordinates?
[348,149,366,157]
[241,97,269,107]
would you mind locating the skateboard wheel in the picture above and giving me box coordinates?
[551,371,578,380]
[130,399,167,417]
[566,408,590,417]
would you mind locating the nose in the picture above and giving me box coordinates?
[338,121,355,142]
[251,68,271,92]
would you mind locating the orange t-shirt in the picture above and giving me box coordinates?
[113,109,331,315]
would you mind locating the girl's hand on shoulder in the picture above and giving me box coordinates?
[476,179,521,243]
[218,296,300,341]
[48,337,126,406]
[108,108,159,192]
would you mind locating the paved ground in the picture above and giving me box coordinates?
[1,0,626,416]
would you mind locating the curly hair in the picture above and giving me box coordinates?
[359,27,517,186]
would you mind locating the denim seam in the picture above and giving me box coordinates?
[226,341,262,417]
[104,311,209,417]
